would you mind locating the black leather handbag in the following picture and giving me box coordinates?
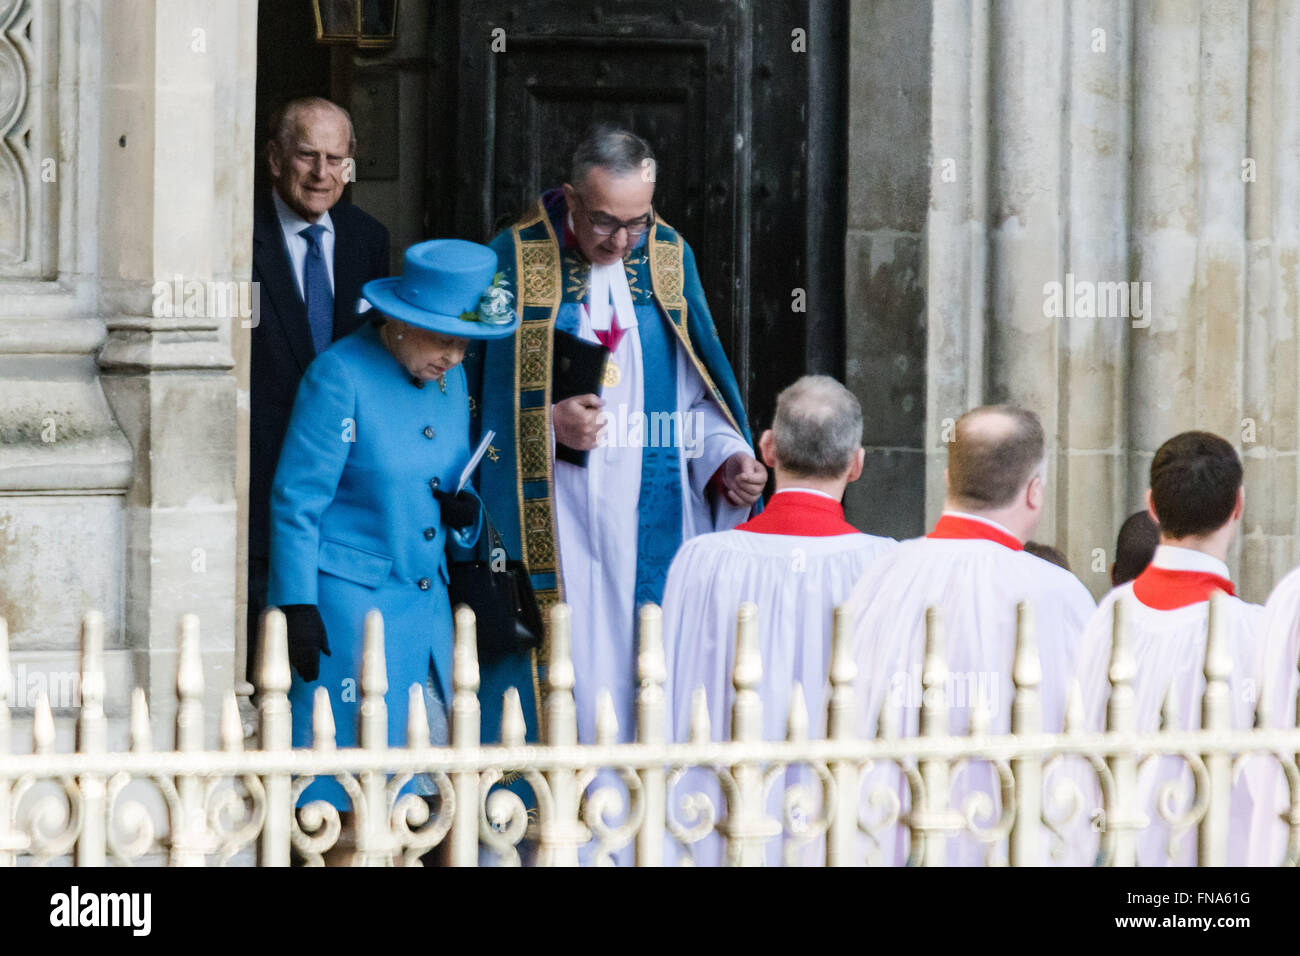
[447,508,545,661]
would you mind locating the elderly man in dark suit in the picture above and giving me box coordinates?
[249,96,389,680]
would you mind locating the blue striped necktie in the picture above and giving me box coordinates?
[299,223,334,354]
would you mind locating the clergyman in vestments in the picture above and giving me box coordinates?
[462,125,764,773]
[660,374,896,865]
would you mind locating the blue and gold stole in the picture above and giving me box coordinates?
[476,192,747,621]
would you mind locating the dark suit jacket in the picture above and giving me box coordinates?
[250,190,390,560]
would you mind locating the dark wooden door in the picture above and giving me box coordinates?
[426,0,847,432]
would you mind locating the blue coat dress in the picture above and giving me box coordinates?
[267,320,486,809]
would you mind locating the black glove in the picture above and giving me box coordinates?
[281,604,330,682]
[433,489,480,529]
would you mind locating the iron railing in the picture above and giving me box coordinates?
[0,593,1297,866]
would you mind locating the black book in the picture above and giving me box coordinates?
[552,328,608,467]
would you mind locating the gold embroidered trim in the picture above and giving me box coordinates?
[520,240,561,309]
[519,406,549,481]
[515,202,545,231]
[564,252,590,301]
[647,224,742,435]
[518,323,550,391]
[534,588,560,614]
[651,238,686,310]
[510,199,564,600]
[523,498,557,574]
[533,588,561,671]
[531,648,545,740]
[625,259,647,300]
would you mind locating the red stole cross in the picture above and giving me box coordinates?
[594,312,626,353]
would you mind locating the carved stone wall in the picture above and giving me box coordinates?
[1,0,255,746]
[847,0,1300,602]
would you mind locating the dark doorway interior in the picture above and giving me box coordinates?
[251,1,849,443]
[425,0,848,437]
[253,4,334,197]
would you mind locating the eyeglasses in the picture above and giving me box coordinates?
[574,193,654,238]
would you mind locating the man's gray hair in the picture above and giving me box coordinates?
[771,375,863,478]
[570,124,656,190]
[268,96,357,158]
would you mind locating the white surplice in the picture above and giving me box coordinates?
[1065,546,1269,866]
[553,261,751,864]
[659,509,897,866]
[1258,565,1300,730]
[555,262,752,744]
[1247,565,1300,865]
[842,524,1096,865]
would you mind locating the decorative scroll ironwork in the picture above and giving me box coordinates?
[1,592,1299,867]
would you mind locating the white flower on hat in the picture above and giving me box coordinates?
[462,272,515,326]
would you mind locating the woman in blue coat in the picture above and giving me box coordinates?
[267,238,532,810]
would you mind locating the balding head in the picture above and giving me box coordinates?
[268,97,356,159]
[770,375,863,478]
[946,405,1046,510]
[758,375,866,496]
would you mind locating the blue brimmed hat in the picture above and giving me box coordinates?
[362,238,519,339]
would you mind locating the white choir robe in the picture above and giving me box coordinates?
[659,489,898,865]
[1063,546,1270,866]
[842,512,1096,866]
[1258,566,1300,728]
[1247,565,1300,865]
[554,263,752,865]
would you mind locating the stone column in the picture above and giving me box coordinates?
[923,0,989,521]
[1240,0,1300,601]
[843,0,931,538]
[874,0,1300,599]
[1056,0,1131,589]
[1127,2,1206,496]
[92,0,255,739]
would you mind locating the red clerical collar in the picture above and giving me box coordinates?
[927,514,1024,551]
[1131,566,1235,610]
[736,491,859,537]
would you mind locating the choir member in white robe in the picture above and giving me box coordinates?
[842,405,1096,866]
[1065,432,1272,866]
[660,375,897,865]
[1247,565,1300,865]
[1258,567,1300,730]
